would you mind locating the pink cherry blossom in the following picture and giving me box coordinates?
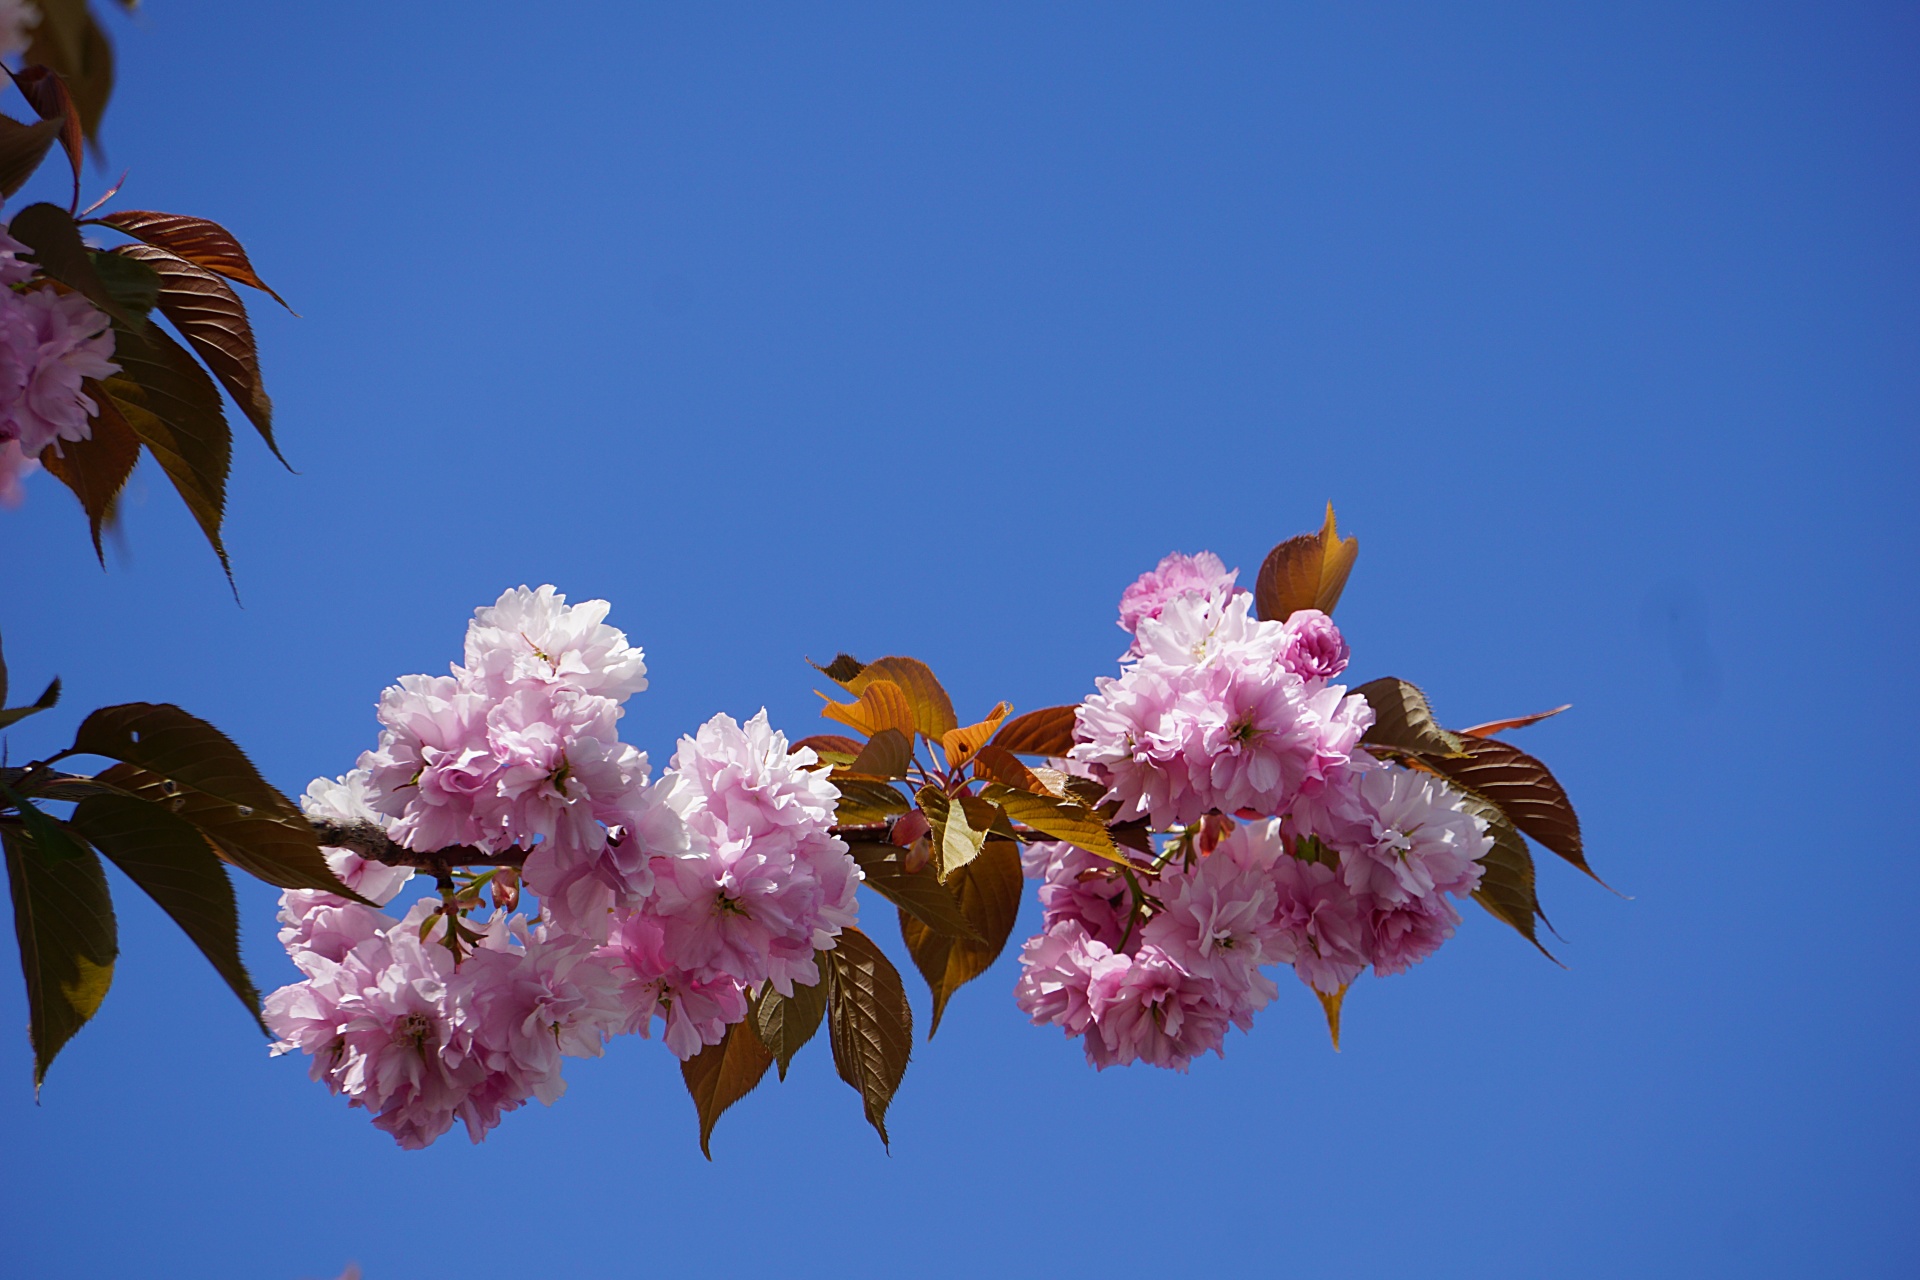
[1278,609,1350,680]
[1013,919,1128,1037]
[1083,944,1237,1071]
[0,287,118,457]
[461,585,648,702]
[1265,846,1371,995]
[1294,763,1489,905]
[1140,830,1285,999]
[1117,550,1245,640]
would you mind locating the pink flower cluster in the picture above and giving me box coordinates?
[1014,559,1491,1070]
[0,227,119,460]
[265,588,861,1147]
[1071,582,1372,828]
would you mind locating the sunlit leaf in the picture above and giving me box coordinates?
[0,112,63,199]
[978,783,1123,864]
[1353,677,1466,758]
[1424,736,1596,883]
[1316,984,1348,1050]
[989,705,1078,757]
[1253,502,1358,621]
[832,779,911,827]
[819,678,916,741]
[845,727,912,780]
[110,243,284,466]
[844,657,957,740]
[40,386,139,561]
[95,210,292,311]
[897,839,1022,1035]
[793,733,864,761]
[679,1019,773,1159]
[751,970,828,1080]
[67,791,264,1030]
[2,826,116,1091]
[845,840,982,943]
[969,743,1051,795]
[1460,705,1572,737]
[916,786,987,878]
[940,701,1009,771]
[825,927,912,1149]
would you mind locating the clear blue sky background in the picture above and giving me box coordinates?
[2,3,1914,1276]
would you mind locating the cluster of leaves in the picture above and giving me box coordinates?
[0,627,357,1090]
[2,57,288,577]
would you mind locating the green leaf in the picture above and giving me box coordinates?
[1253,502,1358,621]
[0,113,64,200]
[99,316,234,579]
[0,675,61,730]
[916,786,988,878]
[111,243,284,467]
[95,763,359,899]
[844,727,912,780]
[1457,794,1555,961]
[832,778,910,826]
[978,782,1123,864]
[989,705,1079,757]
[751,970,828,1080]
[1422,735,1598,884]
[825,927,912,1150]
[40,385,139,562]
[897,838,1022,1036]
[844,657,957,740]
[2,825,116,1091]
[67,791,265,1031]
[845,840,982,943]
[679,1019,773,1159]
[1353,677,1466,758]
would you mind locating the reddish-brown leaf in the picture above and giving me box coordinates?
[1423,736,1595,884]
[6,66,80,207]
[96,210,292,311]
[940,701,1010,771]
[0,112,63,199]
[825,927,913,1149]
[820,678,916,740]
[969,743,1052,795]
[39,391,138,562]
[897,839,1023,1035]
[845,727,913,780]
[24,5,111,147]
[1460,705,1572,738]
[679,1019,773,1159]
[845,841,982,943]
[844,657,957,739]
[793,733,864,760]
[110,243,283,466]
[989,705,1078,757]
[1253,502,1359,621]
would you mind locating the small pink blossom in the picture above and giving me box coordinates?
[1278,609,1350,680]
[1117,551,1244,640]
[1266,848,1370,995]
[461,585,649,702]
[1013,919,1128,1037]
[1083,945,1237,1071]
[0,286,118,457]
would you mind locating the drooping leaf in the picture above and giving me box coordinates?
[752,971,828,1080]
[1460,705,1573,738]
[67,790,264,1029]
[40,386,139,561]
[98,317,234,577]
[1316,984,1348,1050]
[832,779,911,827]
[896,839,1022,1035]
[989,705,1078,757]
[73,704,294,819]
[95,210,292,311]
[110,243,284,466]
[9,203,141,325]
[819,679,916,741]
[679,1019,773,1159]
[940,701,1010,771]
[978,783,1123,864]
[94,763,359,898]
[24,1,112,146]
[1253,502,1358,621]
[0,112,63,199]
[916,786,987,878]
[0,675,60,730]
[1457,794,1554,960]
[2,826,116,1090]
[969,743,1051,795]
[844,727,912,780]
[87,246,158,318]
[825,927,913,1149]
[844,658,957,740]
[845,841,982,943]
[6,65,81,208]
[0,778,89,861]
[1423,736,1595,883]
[1353,677,1466,758]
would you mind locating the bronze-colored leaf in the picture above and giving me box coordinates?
[40,388,139,562]
[940,701,1010,771]
[845,727,913,780]
[98,317,234,578]
[67,790,264,1030]
[95,210,292,310]
[793,733,864,760]
[1316,984,1348,1051]
[969,743,1052,795]
[825,927,913,1149]
[2,825,116,1091]
[1460,705,1572,738]
[24,1,111,146]
[979,783,1123,864]
[0,112,62,199]
[845,840,982,943]
[1457,794,1555,960]
[897,839,1022,1035]
[1253,502,1359,621]
[832,779,911,827]
[819,678,916,741]
[810,653,866,686]
[7,65,82,207]
[843,657,957,739]
[9,203,139,324]
[679,1019,773,1159]
[111,243,283,466]
[1354,677,1466,758]
[916,786,988,878]
[1424,736,1595,883]
[989,705,1079,757]
[751,971,828,1080]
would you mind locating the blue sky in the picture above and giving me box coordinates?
[3,3,1915,1276]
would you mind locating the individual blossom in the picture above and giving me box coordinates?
[604,912,750,1060]
[0,286,118,456]
[359,673,498,852]
[1117,550,1245,643]
[1013,919,1129,1039]
[1365,892,1461,977]
[1083,944,1239,1071]
[519,771,685,942]
[1292,763,1489,906]
[1027,839,1136,950]
[461,585,648,702]
[0,438,36,507]
[1140,831,1286,1000]
[1264,844,1371,995]
[1278,609,1350,680]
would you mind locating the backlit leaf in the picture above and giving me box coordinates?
[1460,705,1572,738]
[2,826,116,1091]
[95,210,292,310]
[825,927,912,1149]
[67,791,264,1030]
[940,701,1010,771]
[820,678,916,740]
[40,383,139,560]
[0,674,60,730]
[0,112,62,199]
[73,704,295,820]
[679,1019,773,1159]
[111,243,284,466]
[1423,736,1595,883]
[917,786,987,878]
[1354,677,1466,758]
[989,705,1078,757]
[845,727,912,780]
[832,779,911,827]
[793,733,864,761]
[897,839,1022,1035]
[844,658,957,739]
[751,971,828,1080]
[845,840,981,943]
[979,783,1122,864]
[0,778,88,861]
[1254,502,1358,621]
[969,743,1051,795]
[1316,984,1347,1050]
